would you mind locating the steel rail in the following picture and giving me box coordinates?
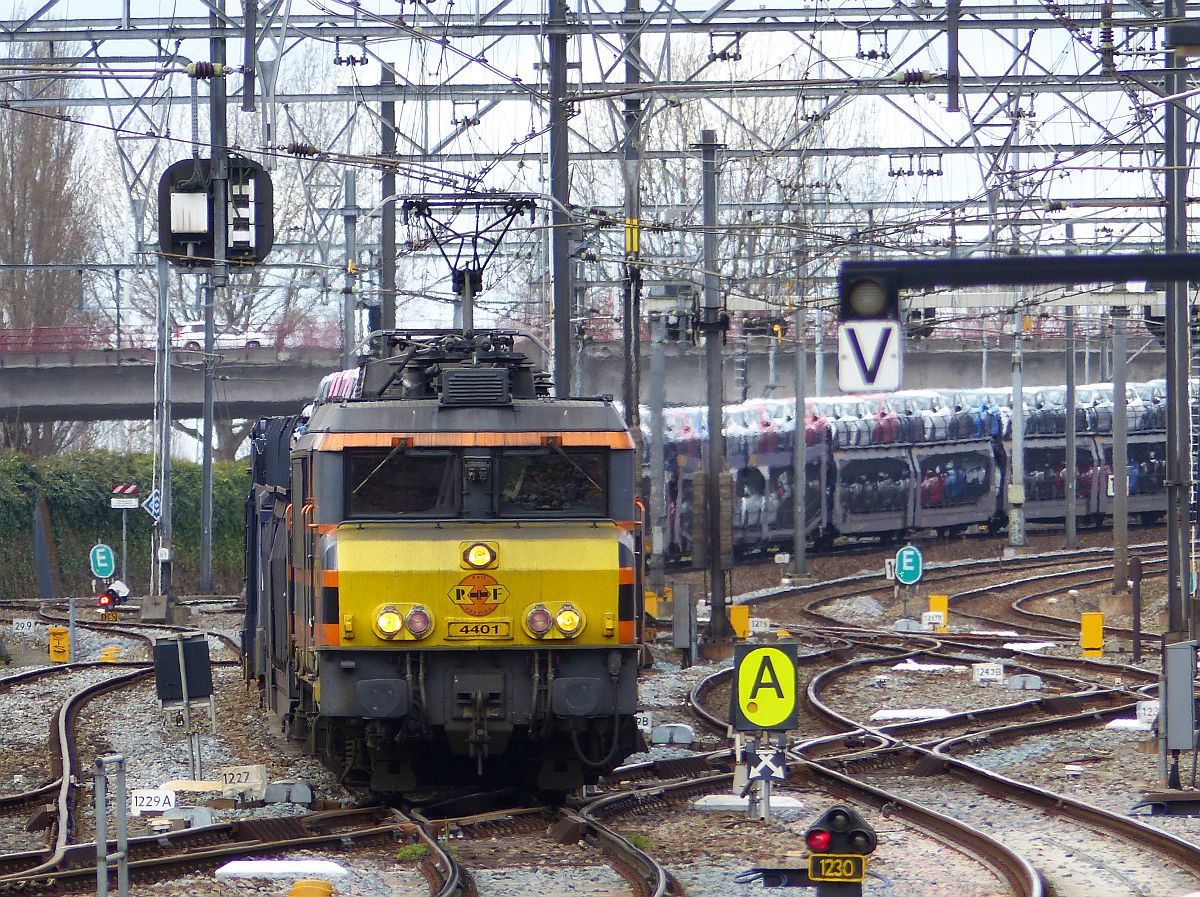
[797,643,1200,890]
[0,663,160,825]
[943,555,1168,638]
[407,809,475,897]
[0,665,152,882]
[0,808,411,893]
[744,541,1169,631]
[561,805,677,897]
[35,604,242,659]
[598,711,1040,896]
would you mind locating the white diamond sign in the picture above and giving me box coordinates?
[142,488,163,522]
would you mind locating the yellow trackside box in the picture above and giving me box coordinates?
[48,626,69,663]
[730,605,750,639]
[1081,612,1103,657]
[929,594,949,633]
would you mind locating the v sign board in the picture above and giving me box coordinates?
[837,321,902,392]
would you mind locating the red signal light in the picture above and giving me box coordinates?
[97,594,111,607]
[805,829,831,852]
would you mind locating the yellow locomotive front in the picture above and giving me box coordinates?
[253,331,645,794]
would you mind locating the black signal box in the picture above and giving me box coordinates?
[153,633,213,702]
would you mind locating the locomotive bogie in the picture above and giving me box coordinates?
[309,644,641,791]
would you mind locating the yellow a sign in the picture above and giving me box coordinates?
[732,644,798,731]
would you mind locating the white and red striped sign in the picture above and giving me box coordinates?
[110,484,140,509]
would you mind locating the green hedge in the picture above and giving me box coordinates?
[2,450,248,598]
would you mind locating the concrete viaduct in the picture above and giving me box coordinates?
[0,341,1167,422]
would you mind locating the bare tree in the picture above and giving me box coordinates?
[95,44,363,458]
[0,42,102,455]
[560,38,885,333]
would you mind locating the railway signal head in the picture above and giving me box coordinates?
[838,270,900,324]
[804,804,877,855]
[97,580,131,608]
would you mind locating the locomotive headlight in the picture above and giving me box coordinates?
[405,606,433,638]
[554,605,584,636]
[463,541,497,569]
[375,606,404,638]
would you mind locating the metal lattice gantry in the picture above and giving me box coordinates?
[0,0,1191,376]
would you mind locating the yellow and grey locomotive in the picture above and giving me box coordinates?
[245,330,644,792]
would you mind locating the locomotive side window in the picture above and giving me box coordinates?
[498,449,607,516]
[345,449,460,516]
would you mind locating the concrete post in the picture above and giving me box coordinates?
[1009,317,1026,547]
[648,314,666,597]
[1064,305,1078,548]
[1112,308,1129,591]
[697,129,730,644]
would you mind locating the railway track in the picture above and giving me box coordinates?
[746,538,1169,630]
[33,605,242,662]
[0,542,1177,895]
[679,549,1193,896]
[0,618,246,878]
[0,807,413,895]
[0,664,152,881]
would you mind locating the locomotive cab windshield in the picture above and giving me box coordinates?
[344,446,612,519]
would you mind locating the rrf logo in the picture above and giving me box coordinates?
[447,573,509,617]
[731,643,799,732]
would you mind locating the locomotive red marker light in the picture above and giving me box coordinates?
[805,829,831,852]
[405,606,432,637]
[526,605,553,636]
[97,593,111,607]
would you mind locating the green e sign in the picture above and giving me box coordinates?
[895,545,923,586]
[90,543,115,579]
